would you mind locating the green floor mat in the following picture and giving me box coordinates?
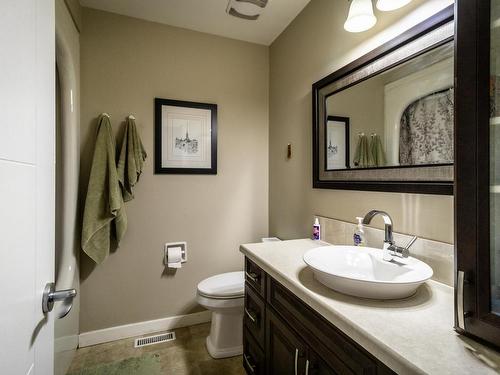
[67,353,161,375]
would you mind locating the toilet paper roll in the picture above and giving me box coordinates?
[167,246,182,269]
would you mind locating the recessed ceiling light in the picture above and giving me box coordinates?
[376,0,412,12]
[344,0,377,33]
[226,0,269,21]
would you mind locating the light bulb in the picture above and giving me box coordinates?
[344,0,377,33]
[376,0,412,12]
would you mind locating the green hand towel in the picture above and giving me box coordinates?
[81,114,127,264]
[370,134,387,167]
[117,116,147,202]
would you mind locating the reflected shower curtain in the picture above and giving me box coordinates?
[399,88,454,165]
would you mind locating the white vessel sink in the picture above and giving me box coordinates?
[303,245,433,300]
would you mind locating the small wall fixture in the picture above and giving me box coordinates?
[344,0,377,33]
[226,0,268,20]
[376,0,412,12]
[344,0,413,33]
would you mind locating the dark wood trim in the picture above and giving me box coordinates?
[324,162,453,172]
[312,5,455,195]
[324,116,350,171]
[154,97,217,175]
[313,180,453,195]
[455,0,500,349]
[312,5,454,91]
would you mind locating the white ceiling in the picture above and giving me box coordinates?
[79,0,311,45]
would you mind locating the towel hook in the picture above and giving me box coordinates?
[128,115,136,120]
[101,112,110,118]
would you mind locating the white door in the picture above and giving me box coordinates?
[0,1,56,374]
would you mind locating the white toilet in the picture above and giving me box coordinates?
[196,271,245,359]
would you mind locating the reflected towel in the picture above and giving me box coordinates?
[370,134,387,167]
[353,134,373,168]
[117,116,147,202]
[81,114,127,264]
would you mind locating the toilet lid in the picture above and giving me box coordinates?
[197,271,244,299]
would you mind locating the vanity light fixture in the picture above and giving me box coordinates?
[344,0,377,33]
[344,0,413,33]
[376,0,412,12]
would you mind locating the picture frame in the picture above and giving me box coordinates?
[325,116,350,170]
[154,98,217,174]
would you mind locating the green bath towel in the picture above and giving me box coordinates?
[353,133,373,168]
[117,116,147,202]
[370,134,387,167]
[81,114,127,264]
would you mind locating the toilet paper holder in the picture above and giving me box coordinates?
[164,242,187,266]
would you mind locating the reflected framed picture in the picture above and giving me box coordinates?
[325,116,350,170]
[154,98,217,174]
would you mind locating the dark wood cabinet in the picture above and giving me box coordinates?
[266,309,307,375]
[244,282,266,348]
[243,257,394,375]
[243,327,266,375]
[455,0,500,348]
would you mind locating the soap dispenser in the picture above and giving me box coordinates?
[353,217,366,246]
[313,218,321,240]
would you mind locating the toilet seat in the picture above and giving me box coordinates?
[197,271,244,299]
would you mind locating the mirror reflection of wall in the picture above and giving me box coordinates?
[325,42,454,170]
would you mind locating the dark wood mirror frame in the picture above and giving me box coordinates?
[312,5,454,195]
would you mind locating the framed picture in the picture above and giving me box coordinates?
[154,98,217,174]
[325,116,350,170]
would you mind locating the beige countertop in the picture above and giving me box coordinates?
[240,239,500,375]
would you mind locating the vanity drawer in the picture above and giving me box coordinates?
[243,326,265,375]
[245,257,265,296]
[244,283,266,348]
[267,277,386,375]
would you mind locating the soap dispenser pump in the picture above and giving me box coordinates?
[353,217,366,246]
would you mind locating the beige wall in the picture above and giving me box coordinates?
[326,75,385,165]
[269,0,454,244]
[79,8,269,332]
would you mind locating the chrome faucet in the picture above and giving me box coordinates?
[362,210,418,261]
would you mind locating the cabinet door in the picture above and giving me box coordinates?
[266,308,307,375]
[456,0,500,346]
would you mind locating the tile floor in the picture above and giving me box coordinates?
[68,323,246,374]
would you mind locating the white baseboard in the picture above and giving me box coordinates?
[78,310,211,347]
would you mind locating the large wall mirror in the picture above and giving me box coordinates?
[312,6,454,195]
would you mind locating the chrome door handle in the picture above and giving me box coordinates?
[243,353,255,373]
[294,348,299,375]
[42,282,77,318]
[305,359,310,375]
[245,271,259,283]
[244,307,257,323]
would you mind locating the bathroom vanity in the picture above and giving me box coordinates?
[243,254,393,374]
[241,239,500,375]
